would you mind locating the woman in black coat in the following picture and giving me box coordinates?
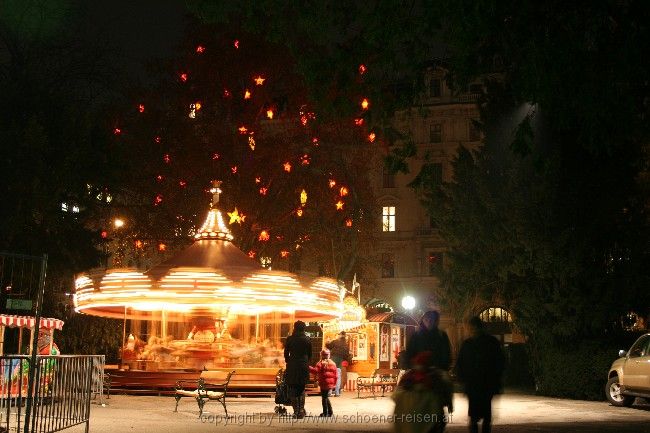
[284,320,311,418]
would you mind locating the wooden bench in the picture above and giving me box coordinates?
[174,370,235,417]
[356,368,401,399]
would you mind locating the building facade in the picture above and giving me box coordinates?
[368,66,483,353]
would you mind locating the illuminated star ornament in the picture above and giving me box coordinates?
[227,208,246,224]
[254,76,266,85]
[284,162,292,172]
[336,200,344,210]
[300,189,307,206]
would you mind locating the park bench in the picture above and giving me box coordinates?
[356,368,401,399]
[174,370,235,417]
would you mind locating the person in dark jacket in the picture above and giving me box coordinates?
[284,320,312,419]
[325,331,351,396]
[309,349,338,417]
[405,310,451,370]
[456,316,505,433]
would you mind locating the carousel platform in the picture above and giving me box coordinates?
[106,367,319,397]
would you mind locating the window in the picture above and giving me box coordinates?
[427,252,443,276]
[469,119,481,142]
[628,335,650,358]
[479,307,513,323]
[382,166,395,188]
[429,124,442,143]
[381,253,395,278]
[429,214,437,229]
[428,163,443,185]
[469,83,483,94]
[429,78,441,97]
[382,206,396,232]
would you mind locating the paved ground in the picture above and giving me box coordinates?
[71,391,649,433]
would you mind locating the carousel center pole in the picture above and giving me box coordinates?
[121,306,127,367]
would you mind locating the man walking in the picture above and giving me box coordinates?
[456,316,505,433]
[405,310,451,370]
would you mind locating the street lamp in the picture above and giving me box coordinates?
[401,295,416,311]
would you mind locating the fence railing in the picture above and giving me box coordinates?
[0,355,103,433]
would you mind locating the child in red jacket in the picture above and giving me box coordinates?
[309,349,338,417]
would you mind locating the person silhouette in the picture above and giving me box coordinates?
[456,316,505,433]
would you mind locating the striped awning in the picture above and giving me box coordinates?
[0,315,64,330]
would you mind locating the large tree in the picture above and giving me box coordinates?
[104,24,377,282]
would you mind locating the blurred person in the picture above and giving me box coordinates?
[406,310,451,370]
[456,316,505,433]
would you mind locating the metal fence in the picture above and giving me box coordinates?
[0,355,103,433]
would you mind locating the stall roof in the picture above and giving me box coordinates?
[367,311,418,326]
[0,314,64,330]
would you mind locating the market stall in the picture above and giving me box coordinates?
[326,308,417,377]
[0,314,64,356]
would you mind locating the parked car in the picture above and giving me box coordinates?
[606,333,650,406]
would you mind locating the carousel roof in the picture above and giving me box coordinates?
[73,184,343,322]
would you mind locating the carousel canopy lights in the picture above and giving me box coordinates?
[73,185,343,322]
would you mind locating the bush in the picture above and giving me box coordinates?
[503,343,535,389]
[530,339,618,400]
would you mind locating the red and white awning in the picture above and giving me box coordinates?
[0,315,64,330]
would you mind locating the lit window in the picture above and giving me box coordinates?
[61,203,68,212]
[382,206,396,232]
[72,205,80,213]
[430,124,442,143]
[479,307,513,323]
[381,253,395,278]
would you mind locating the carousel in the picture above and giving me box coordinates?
[73,183,343,377]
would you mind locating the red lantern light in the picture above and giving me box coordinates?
[196,45,205,53]
[138,104,145,113]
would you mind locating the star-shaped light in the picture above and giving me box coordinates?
[254,76,266,85]
[328,179,336,188]
[228,208,246,224]
[300,189,307,206]
[336,200,344,210]
[244,89,251,99]
[238,126,248,134]
[283,162,292,172]
[266,109,274,119]
[248,136,256,150]
[296,209,303,217]
[255,177,261,184]
[368,132,376,142]
[258,230,270,241]
[361,98,369,110]
[345,218,353,227]
[280,250,289,258]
